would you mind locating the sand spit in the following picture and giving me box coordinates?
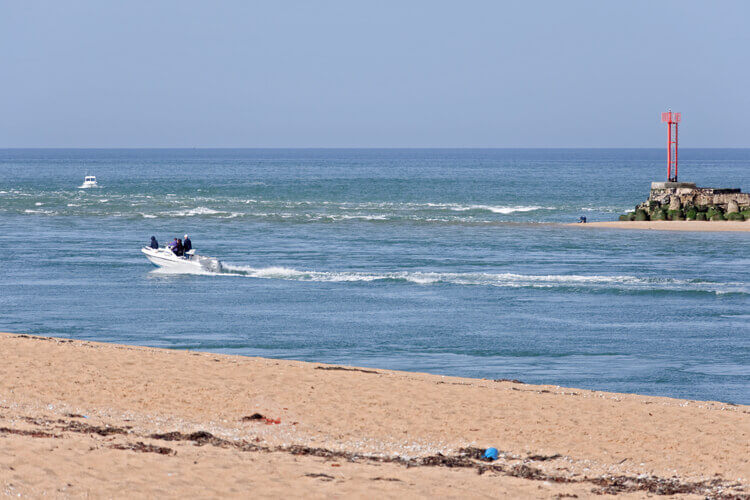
[570,221,750,232]
[0,333,747,498]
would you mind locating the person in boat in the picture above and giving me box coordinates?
[150,236,159,249]
[170,237,184,256]
[183,234,192,254]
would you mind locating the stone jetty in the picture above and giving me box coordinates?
[621,182,750,221]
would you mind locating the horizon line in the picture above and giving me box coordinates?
[2,146,750,150]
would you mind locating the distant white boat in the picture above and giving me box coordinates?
[79,175,98,189]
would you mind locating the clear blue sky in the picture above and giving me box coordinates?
[1,1,748,148]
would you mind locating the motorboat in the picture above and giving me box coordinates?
[79,175,98,188]
[141,246,223,273]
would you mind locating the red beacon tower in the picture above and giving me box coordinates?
[661,110,681,182]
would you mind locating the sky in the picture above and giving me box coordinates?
[1,1,749,148]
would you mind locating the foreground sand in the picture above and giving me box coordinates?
[570,220,750,232]
[0,334,747,498]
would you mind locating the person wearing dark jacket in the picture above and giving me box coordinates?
[183,234,192,254]
[150,236,159,249]
[170,238,184,256]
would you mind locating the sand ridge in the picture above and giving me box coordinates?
[569,220,750,232]
[0,333,748,498]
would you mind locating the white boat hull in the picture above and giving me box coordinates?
[141,247,222,273]
[79,176,98,188]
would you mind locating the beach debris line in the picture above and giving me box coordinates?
[527,453,562,462]
[315,366,379,374]
[493,378,525,384]
[241,413,266,421]
[2,416,745,498]
[0,427,57,439]
[304,473,335,481]
[148,431,232,447]
[110,441,176,456]
[60,421,130,437]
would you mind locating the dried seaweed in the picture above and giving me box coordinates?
[589,475,732,496]
[110,441,176,455]
[315,366,378,374]
[0,426,57,438]
[242,413,265,421]
[60,422,129,436]
[241,414,281,425]
[150,431,222,445]
[527,453,562,461]
[305,473,334,481]
[9,414,743,498]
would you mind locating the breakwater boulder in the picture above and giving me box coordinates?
[620,182,750,221]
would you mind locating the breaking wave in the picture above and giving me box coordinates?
[443,204,543,214]
[2,188,623,223]
[168,207,223,217]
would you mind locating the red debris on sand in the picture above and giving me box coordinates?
[241,413,280,425]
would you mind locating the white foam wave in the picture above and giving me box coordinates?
[227,199,549,215]
[324,214,390,221]
[470,205,543,214]
[24,209,58,215]
[169,207,223,217]
[359,202,547,214]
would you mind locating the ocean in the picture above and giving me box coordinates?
[1,148,748,403]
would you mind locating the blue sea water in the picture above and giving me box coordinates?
[1,148,748,404]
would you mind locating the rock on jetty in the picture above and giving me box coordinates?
[621,182,750,222]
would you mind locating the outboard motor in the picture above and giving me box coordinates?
[200,257,223,273]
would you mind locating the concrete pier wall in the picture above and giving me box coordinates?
[647,183,750,210]
[620,181,750,221]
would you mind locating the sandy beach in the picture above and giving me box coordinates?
[570,220,750,232]
[0,333,747,498]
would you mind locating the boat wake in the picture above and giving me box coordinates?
[164,263,748,295]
